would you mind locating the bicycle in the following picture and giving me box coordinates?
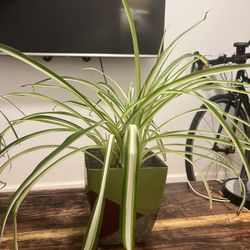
[185,42,250,182]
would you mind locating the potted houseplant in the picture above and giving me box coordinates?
[0,0,250,249]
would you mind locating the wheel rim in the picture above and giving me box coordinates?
[185,97,248,181]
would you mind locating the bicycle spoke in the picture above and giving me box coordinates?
[185,94,249,181]
[202,115,214,131]
[193,151,213,163]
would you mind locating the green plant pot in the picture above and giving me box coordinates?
[85,149,167,246]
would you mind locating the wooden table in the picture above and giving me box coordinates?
[1,182,250,250]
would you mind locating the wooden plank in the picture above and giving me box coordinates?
[0,189,88,249]
[0,182,250,249]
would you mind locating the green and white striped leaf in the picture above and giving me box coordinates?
[121,0,141,97]
[0,124,104,242]
[83,134,115,250]
[121,124,140,250]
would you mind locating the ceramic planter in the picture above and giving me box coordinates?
[85,149,167,246]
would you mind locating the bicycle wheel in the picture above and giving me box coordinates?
[185,94,250,181]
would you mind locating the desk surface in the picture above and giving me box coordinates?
[1,182,250,250]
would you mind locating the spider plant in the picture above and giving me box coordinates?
[0,0,250,249]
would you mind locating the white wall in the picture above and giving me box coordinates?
[1,0,250,191]
[163,0,250,182]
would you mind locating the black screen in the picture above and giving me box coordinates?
[0,0,165,56]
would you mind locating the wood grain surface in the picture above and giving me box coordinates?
[0,182,250,250]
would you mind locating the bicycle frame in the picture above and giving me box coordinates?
[192,42,250,122]
[234,70,250,120]
[187,42,250,181]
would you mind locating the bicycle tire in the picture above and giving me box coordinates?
[185,94,250,181]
